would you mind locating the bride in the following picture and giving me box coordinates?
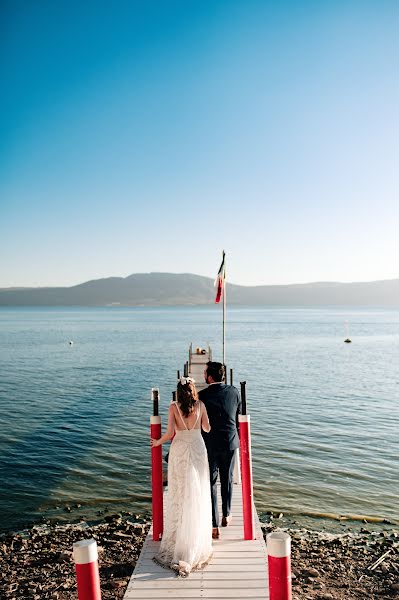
[150,377,212,576]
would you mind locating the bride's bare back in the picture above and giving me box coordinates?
[172,401,210,432]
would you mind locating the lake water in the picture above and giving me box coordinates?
[0,306,398,533]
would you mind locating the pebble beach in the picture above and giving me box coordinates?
[1,513,398,600]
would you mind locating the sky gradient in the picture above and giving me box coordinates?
[1,0,398,288]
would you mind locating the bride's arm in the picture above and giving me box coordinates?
[200,401,211,433]
[151,404,176,447]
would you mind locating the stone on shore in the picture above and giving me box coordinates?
[261,522,399,599]
[0,516,150,600]
[1,515,398,599]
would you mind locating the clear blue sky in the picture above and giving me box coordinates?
[1,0,398,288]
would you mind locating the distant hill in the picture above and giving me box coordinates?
[0,273,398,306]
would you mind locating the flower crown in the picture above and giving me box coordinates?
[179,376,195,385]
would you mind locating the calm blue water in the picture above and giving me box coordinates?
[0,306,398,533]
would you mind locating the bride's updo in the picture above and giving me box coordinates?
[177,378,198,418]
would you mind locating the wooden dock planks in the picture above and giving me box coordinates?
[188,347,210,392]
[123,347,269,600]
[123,482,269,600]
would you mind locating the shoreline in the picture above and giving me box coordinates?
[0,513,150,599]
[3,500,397,539]
[261,519,399,599]
[1,513,398,599]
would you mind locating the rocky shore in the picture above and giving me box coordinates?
[262,520,399,599]
[0,513,149,599]
[1,514,398,599]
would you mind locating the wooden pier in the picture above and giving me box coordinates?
[188,344,211,392]
[123,346,269,600]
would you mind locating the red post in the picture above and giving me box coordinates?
[73,539,102,600]
[267,532,292,600]
[239,414,255,540]
[151,387,163,541]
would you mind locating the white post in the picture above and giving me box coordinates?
[73,539,102,600]
[266,532,292,600]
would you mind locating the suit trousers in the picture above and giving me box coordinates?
[207,447,236,528]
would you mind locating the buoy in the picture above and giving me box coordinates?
[343,320,351,343]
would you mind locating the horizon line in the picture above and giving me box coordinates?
[1,271,399,291]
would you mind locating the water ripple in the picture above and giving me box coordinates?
[0,306,398,531]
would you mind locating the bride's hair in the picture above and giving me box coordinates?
[177,380,198,418]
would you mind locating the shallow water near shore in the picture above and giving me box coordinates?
[0,305,398,533]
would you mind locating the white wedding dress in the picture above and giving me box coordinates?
[155,402,212,576]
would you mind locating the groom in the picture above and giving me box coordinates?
[199,361,241,539]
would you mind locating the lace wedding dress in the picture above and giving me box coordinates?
[155,403,212,576]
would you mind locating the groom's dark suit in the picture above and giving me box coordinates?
[199,383,241,528]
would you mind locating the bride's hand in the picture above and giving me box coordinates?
[151,438,160,447]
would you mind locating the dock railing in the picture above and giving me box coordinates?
[238,380,255,540]
[150,388,163,541]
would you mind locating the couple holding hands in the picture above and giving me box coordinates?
[150,361,241,577]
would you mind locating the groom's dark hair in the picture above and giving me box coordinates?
[206,361,225,383]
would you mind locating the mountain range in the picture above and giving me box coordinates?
[1,273,399,306]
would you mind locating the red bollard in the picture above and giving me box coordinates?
[151,387,163,541]
[73,539,102,600]
[239,414,255,540]
[267,532,292,600]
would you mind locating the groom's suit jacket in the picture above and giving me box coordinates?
[199,383,241,453]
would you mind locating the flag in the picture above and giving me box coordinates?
[214,251,225,303]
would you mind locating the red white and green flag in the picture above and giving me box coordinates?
[214,251,226,303]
